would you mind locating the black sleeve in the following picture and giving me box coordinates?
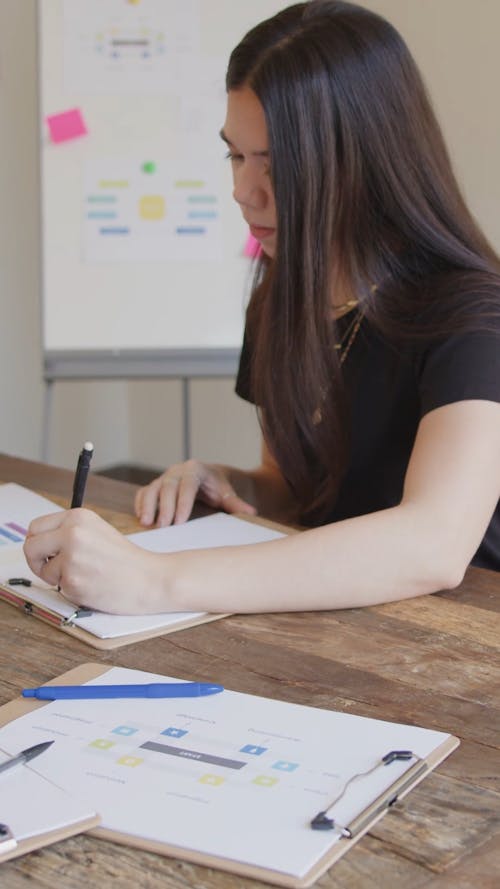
[418,326,500,416]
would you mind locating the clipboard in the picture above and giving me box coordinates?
[0,483,288,649]
[0,663,460,887]
[0,667,100,862]
[0,582,229,650]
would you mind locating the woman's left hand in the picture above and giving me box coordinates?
[24,508,166,614]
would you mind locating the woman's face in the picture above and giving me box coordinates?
[222,88,277,258]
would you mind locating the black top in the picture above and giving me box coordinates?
[235,309,500,571]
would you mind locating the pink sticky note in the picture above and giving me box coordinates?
[244,232,262,258]
[46,108,87,144]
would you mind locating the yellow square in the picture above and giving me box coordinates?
[199,774,225,786]
[139,195,165,220]
[253,775,279,787]
[117,755,143,768]
[89,738,114,750]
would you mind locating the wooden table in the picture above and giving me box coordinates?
[1,452,499,888]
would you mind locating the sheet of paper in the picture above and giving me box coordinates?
[0,665,452,879]
[0,747,96,850]
[63,0,200,95]
[0,483,62,550]
[0,484,285,639]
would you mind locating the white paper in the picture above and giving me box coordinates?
[0,666,453,878]
[0,483,62,551]
[63,0,201,95]
[0,484,285,640]
[0,748,96,849]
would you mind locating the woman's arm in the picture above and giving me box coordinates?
[24,400,500,614]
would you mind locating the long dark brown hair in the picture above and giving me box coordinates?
[226,0,500,525]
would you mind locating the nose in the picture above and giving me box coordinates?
[232,166,267,211]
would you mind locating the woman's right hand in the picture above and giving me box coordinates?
[134,459,257,527]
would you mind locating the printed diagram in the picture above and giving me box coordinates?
[84,159,222,262]
[63,0,200,94]
[84,717,319,798]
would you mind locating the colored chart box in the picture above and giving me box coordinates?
[199,774,225,786]
[89,739,115,750]
[117,756,143,768]
[161,727,188,739]
[240,744,267,756]
[139,195,165,220]
[112,726,138,737]
[253,775,279,787]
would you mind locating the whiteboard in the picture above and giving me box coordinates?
[38,0,283,373]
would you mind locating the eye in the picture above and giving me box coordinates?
[225,150,243,163]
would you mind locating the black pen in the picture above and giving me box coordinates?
[0,741,54,778]
[71,442,94,508]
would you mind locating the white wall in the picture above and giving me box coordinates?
[1,0,499,473]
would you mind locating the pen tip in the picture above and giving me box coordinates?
[83,441,94,452]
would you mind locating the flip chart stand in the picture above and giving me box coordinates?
[42,348,240,463]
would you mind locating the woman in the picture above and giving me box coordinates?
[25,1,500,614]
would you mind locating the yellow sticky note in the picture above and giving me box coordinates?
[139,195,165,220]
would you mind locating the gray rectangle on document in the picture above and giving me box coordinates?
[140,740,246,770]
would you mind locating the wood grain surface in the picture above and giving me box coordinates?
[1,452,499,888]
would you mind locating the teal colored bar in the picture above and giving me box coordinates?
[188,211,217,219]
[88,211,118,219]
[87,195,118,203]
[187,195,217,204]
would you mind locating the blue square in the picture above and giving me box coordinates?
[272,760,299,772]
[112,725,138,737]
[240,744,267,756]
[161,727,188,738]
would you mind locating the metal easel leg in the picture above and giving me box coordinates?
[41,379,54,463]
[181,377,191,461]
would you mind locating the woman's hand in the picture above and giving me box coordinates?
[24,508,166,614]
[134,459,257,527]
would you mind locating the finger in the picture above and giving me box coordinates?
[218,491,257,516]
[136,477,163,526]
[156,475,183,527]
[24,528,63,579]
[173,472,202,525]
[38,552,63,589]
[26,510,67,537]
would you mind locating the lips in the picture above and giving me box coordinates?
[249,224,275,241]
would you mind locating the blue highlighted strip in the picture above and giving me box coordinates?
[0,526,23,543]
[99,227,130,235]
[176,227,206,235]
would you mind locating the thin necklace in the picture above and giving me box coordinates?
[334,309,362,364]
[339,311,362,365]
[333,299,359,321]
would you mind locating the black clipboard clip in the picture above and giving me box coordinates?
[0,823,17,857]
[310,750,424,835]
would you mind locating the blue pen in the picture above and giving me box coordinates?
[22,682,224,700]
